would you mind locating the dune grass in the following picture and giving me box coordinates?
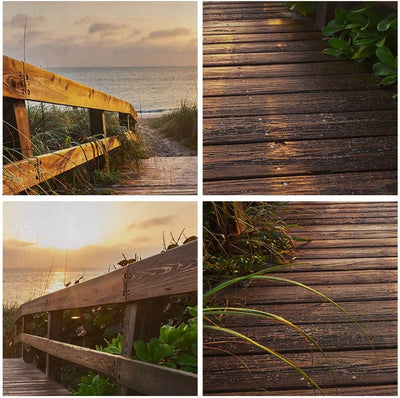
[3,302,20,358]
[3,104,149,194]
[147,102,197,150]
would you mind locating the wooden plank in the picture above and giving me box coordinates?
[3,55,25,99]
[248,269,397,286]
[204,320,397,354]
[89,109,106,137]
[203,110,397,144]
[3,135,122,195]
[203,90,396,118]
[109,156,197,195]
[12,99,33,158]
[204,74,381,96]
[204,31,323,45]
[212,300,397,326]
[204,50,334,67]
[203,137,397,180]
[3,55,137,122]
[279,257,398,272]
[3,359,72,396]
[126,240,197,301]
[117,355,197,395]
[15,334,197,395]
[15,241,196,319]
[203,61,370,79]
[203,171,397,195]
[203,22,318,35]
[17,333,116,377]
[203,349,397,393]
[206,384,398,396]
[46,310,64,381]
[203,11,294,21]
[216,282,397,304]
[204,40,327,55]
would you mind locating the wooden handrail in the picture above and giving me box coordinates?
[13,240,197,395]
[3,55,138,122]
[15,333,197,395]
[14,240,197,320]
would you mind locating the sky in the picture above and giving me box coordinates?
[3,1,197,67]
[3,201,197,273]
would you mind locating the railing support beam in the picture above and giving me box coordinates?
[46,310,64,381]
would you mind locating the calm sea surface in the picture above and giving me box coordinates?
[4,267,107,305]
[49,66,197,117]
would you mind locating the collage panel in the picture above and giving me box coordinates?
[3,1,197,196]
[3,201,198,395]
[203,201,397,395]
[203,1,397,195]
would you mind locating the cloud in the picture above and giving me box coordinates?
[148,27,191,39]
[88,22,130,35]
[129,216,174,230]
[4,13,46,29]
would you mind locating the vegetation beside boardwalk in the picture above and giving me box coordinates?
[147,101,197,151]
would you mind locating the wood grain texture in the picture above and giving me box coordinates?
[203,2,397,194]
[3,135,122,195]
[3,359,72,396]
[15,241,196,319]
[107,156,197,195]
[204,202,397,395]
[204,136,397,180]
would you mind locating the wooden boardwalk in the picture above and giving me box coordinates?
[102,156,197,195]
[203,2,397,194]
[203,202,397,395]
[3,359,72,395]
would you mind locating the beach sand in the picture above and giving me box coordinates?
[138,118,193,157]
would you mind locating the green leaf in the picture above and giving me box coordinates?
[376,46,395,66]
[133,340,150,361]
[322,21,343,36]
[93,313,114,327]
[373,61,396,76]
[346,11,366,25]
[351,45,376,60]
[377,14,397,32]
[380,74,397,85]
[328,38,350,50]
[334,7,347,26]
[323,48,340,57]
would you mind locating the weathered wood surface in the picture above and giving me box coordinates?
[15,240,196,319]
[3,358,71,395]
[15,334,197,395]
[3,55,138,121]
[107,156,197,195]
[3,135,122,195]
[203,202,397,395]
[203,2,397,194]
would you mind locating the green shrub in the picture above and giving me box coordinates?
[74,371,116,396]
[147,102,197,150]
[321,3,397,87]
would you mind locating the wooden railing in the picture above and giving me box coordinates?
[3,55,139,194]
[13,241,197,396]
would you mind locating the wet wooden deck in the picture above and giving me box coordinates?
[203,2,397,194]
[101,156,197,195]
[3,358,72,395]
[203,202,397,395]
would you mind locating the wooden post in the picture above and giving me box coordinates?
[89,109,106,138]
[46,310,64,381]
[3,97,33,160]
[117,297,165,395]
[118,113,130,131]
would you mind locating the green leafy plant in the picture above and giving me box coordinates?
[132,314,197,373]
[74,371,116,396]
[321,3,397,88]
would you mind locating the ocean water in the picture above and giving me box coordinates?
[3,267,108,305]
[48,66,197,117]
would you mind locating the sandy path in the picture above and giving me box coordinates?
[138,118,193,157]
